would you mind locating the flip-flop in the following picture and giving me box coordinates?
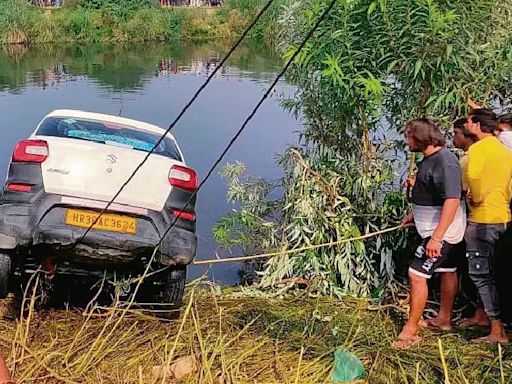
[422,318,452,331]
[457,318,490,329]
[470,336,509,345]
[392,336,422,350]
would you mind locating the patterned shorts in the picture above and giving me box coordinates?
[409,237,463,279]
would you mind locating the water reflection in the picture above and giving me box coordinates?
[0,41,281,93]
[31,65,75,89]
[157,56,222,77]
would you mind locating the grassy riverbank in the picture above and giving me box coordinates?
[0,0,279,44]
[0,285,511,383]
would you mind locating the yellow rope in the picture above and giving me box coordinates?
[193,224,405,265]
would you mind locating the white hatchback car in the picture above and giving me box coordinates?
[0,110,197,310]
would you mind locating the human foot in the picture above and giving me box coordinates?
[422,317,452,331]
[392,335,422,349]
[470,334,509,344]
[457,317,490,328]
[393,326,422,350]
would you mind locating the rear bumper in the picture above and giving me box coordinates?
[0,194,196,266]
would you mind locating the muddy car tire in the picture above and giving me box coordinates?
[156,265,186,319]
[163,265,186,307]
[0,253,11,299]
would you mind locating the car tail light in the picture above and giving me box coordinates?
[6,183,32,192]
[172,209,196,221]
[12,140,49,163]
[169,165,197,191]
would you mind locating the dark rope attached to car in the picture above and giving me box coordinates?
[73,0,277,247]
[74,0,339,321]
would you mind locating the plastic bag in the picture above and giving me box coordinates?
[331,348,366,383]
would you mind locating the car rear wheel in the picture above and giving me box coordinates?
[155,265,186,319]
[0,253,11,299]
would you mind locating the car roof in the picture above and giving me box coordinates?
[45,109,175,140]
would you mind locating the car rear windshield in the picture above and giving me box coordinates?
[36,116,182,161]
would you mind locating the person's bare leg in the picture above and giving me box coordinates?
[393,272,427,349]
[458,306,490,327]
[0,354,11,382]
[426,272,457,330]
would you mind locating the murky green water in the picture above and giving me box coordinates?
[0,40,298,283]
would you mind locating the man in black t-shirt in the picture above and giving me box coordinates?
[393,119,466,349]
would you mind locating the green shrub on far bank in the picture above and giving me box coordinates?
[0,0,281,45]
[80,0,156,20]
[65,10,104,41]
[0,0,33,44]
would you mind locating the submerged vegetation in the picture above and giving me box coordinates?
[2,285,512,383]
[0,0,281,44]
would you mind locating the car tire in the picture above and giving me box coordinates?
[0,253,11,299]
[156,265,186,319]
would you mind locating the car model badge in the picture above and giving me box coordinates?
[47,168,69,175]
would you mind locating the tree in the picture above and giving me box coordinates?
[214,0,512,296]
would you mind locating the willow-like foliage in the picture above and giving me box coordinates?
[215,0,512,296]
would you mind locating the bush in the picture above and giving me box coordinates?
[122,9,166,41]
[161,8,187,40]
[33,10,69,43]
[181,9,216,40]
[80,0,156,20]
[63,9,104,41]
[0,0,34,44]
[0,0,278,43]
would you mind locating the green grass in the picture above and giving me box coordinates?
[0,0,282,44]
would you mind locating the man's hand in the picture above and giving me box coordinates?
[467,191,475,207]
[402,213,414,227]
[404,176,416,189]
[426,239,442,258]
[428,198,459,258]
[468,98,481,110]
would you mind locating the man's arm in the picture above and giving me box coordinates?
[432,198,460,241]
[427,198,460,257]
[427,156,462,257]
[467,148,485,204]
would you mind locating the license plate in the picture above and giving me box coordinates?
[65,209,137,234]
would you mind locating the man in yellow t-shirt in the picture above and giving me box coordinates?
[464,108,512,344]
[452,118,482,325]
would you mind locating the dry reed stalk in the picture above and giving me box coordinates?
[0,287,510,383]
[438,338,450,384]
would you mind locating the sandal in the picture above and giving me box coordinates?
[457,318,490,329]
[470,335,509,345]
[392,336,422,350]
[422,318,452,331]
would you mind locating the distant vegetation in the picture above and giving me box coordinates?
[0,0,281,44]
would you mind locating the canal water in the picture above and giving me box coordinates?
[0,40,298,284]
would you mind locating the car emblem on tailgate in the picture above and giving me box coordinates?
[106,154,118,165]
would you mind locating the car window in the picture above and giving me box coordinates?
[36,116,182,161]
